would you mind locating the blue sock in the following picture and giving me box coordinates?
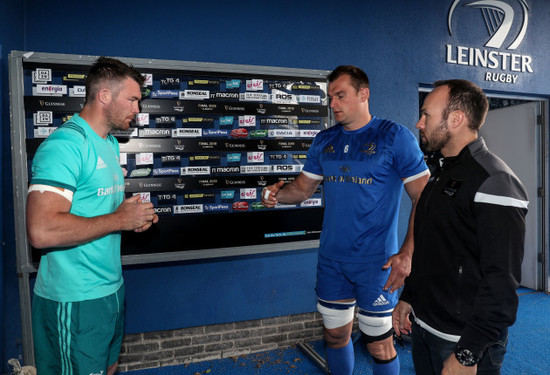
[373,354,400,375]
[326,339,354,375]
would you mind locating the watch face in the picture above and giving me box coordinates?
[455,348,479,366]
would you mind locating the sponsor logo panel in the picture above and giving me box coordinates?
[153,168,181,176]
[161,155,181,163]
[240,188,257,200]
[212,166,241,174]
[139,128,171,137]
[181,166,211,175]
[203,129,230,137]
[32,69,52,83]
[204,204,231,212]
[130,168,151,178]
[34,127,56,138]
[211,92,239,100]
[69,86,86,97]
[154,206,173,215]
[157,193,177,202]
[270,164,302,173]
[135,113,149,126]
[174,204,204,214]
[261,118,288,125]
[301,198,322,207]
[172,128,202,138]
[151,90,180,98]
[63,73,86,83]
[227,153,242,162]
[142,74,153,86]
[219,116,234,125]
[246,79,264,91]
[136,153,154,165]
[225,79,241,89]
[269,129,297,138]
[189,155,221,162]
[184,193,215,199]
[232,201,249,211]
[33,111,53,126]
[34,84,67,96]
[299,129,321,138]
[159,77,181,88]
[247,152,264,163]
[271,90,298,104]
[240,92,270,102]
[179,90,210,100]
[241,165,271,174]
[221,190,235,199]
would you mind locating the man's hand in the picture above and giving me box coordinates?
[382,251,412,293]
[115,195,158,232]
[261,181,285,208]
[392,301,412,337]
[442,353,477,375]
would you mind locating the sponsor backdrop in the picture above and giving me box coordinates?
[15,57,329,262]
[1,0,550,367]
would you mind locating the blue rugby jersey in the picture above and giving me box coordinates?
[302,116,428,262]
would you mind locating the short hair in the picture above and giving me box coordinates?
[85,56,145,104]
[434,79,489,132]
[327,65,370,92]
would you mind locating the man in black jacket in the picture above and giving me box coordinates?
[392,79,528,375]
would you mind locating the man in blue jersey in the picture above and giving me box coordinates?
[27,57,159,375]
[262,65,429,375]
[393,80,528,375]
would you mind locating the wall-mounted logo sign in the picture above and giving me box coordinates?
[446,0,532,84]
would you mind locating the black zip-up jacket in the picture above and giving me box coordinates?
[400,138,528,358]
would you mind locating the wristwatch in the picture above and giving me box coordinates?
[454,346,480,366]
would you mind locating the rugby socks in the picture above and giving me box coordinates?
[326,339,354,375]
[373,354,400,375]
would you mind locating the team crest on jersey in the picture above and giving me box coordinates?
[323,145,335,153]
[339,165,351,173]
[360,142,377,155]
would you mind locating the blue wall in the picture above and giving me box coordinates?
[1,0,25,369]
[2,0,549,370]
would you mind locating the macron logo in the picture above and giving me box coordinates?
[96,156,107,170]
[373,295,389,307]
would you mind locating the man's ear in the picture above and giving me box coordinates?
[97,88,112,105]
[359,87,370,102]
[449,110,466,129]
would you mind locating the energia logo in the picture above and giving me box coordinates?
[446,0,533,84]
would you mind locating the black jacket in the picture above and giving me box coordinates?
[400,138,528,358]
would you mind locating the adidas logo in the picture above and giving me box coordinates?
[96,156,107,170]
[373,295,389,307]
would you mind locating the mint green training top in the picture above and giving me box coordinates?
[31,114,125,302]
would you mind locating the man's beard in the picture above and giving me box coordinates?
[422,119,450,152]
[106,104,131,131]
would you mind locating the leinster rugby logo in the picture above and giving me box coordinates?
[448,0,528,50]
[446,0,533,84]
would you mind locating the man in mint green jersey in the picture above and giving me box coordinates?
[27,57,159,375]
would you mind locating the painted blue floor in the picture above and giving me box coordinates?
[123,287,548,374]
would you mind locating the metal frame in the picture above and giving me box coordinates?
[8,50,331,365]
